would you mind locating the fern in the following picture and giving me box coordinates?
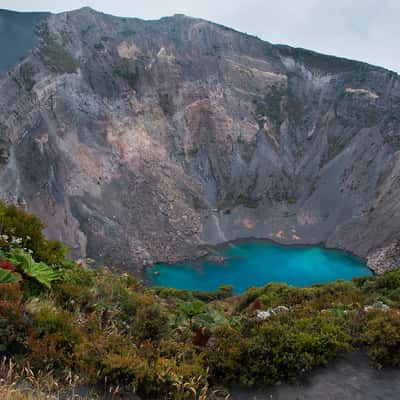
[0,268,20,284]
[9,249,61,289]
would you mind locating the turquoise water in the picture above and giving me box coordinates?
[147,240,372,293]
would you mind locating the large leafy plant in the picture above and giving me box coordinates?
[176,300,240,330]
[176,299,207,327]
[0,257,20,284]
[193,307,228,328]
[0,268,20,284]
[9,248,61,289]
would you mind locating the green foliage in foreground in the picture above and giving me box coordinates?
[0,201,67,265]
[0,201,400,398]
[9,248,62,289]
[0,268,20,284]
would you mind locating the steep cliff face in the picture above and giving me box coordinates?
[0,8,399,270]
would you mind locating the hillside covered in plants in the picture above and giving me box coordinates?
[0,201,399,399]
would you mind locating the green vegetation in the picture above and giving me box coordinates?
[39,38,78,74]
[9,248,62,289]
[285,86,305,124]
[0,201,400,398]
[154,284,234,302]
[253,87,284,129]
[277,45,370,74]
[14,63,36,91]
[94,42,105,51]
[0,201,66,265]
[220,192,259,210]
[36,22,78,74]
[253,85,305,130]
[0,268,19,284]
[114,63,140,89]
[328,137,347,160]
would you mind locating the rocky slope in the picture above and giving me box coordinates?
[0,7,399,271]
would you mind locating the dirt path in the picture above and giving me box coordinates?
[230,352,400,400]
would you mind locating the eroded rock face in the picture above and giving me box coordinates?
[0,8,399,271]
[367,241,400,274]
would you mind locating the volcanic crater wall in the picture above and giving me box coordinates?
[0,8,399,271]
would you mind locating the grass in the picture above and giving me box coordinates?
[0,357,118,400]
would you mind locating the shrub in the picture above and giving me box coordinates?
[75,332,141,385]
[114,64,140,89]
[154,284,234,302]
[53,281,94,312]
[359,270,400,307]
[132,295,170,341]
[76,334,208,398]
[242,314,351,384]
[19,63,36,91]
[363,310,400,368]
[0,284,29,354]
[37,23,78,74]
[27,303,81,370]
[207,312,352,386]
[236,280,362,313]
[206,325,247,384]
[62,264,96,287]
[0,201,67,265]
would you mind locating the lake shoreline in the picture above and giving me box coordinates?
[143,236,370,271]
[143,238,375,292]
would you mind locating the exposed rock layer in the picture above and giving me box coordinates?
[0,8,399,272]
[367,241,400,274]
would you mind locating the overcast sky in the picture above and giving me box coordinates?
[1,0,398,73]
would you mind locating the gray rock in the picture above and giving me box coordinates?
[367,240,400,274]
[364,301,390,312]
[0,8,399,273]
[205,255,229,264]
[256,310,273,321]
[256,306,289,320]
